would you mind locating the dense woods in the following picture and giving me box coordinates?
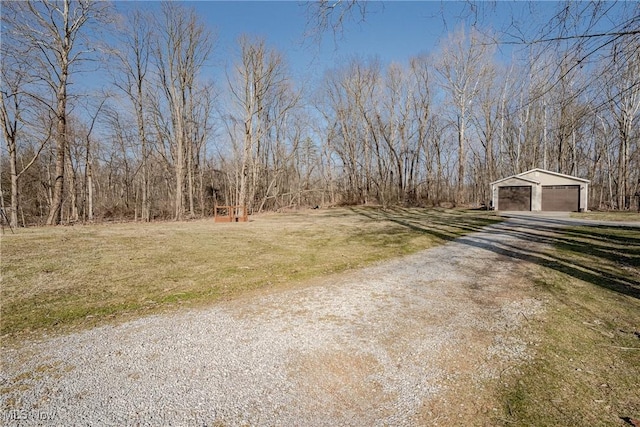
[2,1,639,227]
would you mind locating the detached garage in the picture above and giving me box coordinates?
[491,169,589,212]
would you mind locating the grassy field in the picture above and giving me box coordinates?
[571,211,640,222]
[497,224,640,426]
[1,207,499,344]
[3,207,638,424]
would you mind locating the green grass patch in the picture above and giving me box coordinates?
[497,225,640,426]
[0,207,500,345]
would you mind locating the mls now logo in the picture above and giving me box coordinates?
[4,409,57,422]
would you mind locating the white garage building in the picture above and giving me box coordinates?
[491,168,589,212]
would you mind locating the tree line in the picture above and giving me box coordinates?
[2,0,639,227]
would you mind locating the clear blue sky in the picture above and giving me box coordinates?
[112,1,562,84]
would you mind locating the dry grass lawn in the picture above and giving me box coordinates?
[497,225,640,426]
[2,207,638,425]
[571,211,640,222]
[1,207,498,344]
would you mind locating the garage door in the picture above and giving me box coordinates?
[498,186,532,211]
[542,185,580,211]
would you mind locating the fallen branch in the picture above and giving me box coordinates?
[604,346,640,350]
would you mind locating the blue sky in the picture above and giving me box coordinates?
[112,1,562,84]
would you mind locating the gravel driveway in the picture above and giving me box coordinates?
[1,216,570,426]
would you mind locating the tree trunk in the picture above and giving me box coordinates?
[87,161,94,221]
[457,114,465,204]
[187,131,195,217]
[65,141,78,222]
[137,92,150,222]
[47,87,67,225]
[9,149,19,229]
[175,136,184,220]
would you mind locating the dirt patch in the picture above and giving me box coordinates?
[290,350,393,421]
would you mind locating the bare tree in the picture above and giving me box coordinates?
[187,82,216,216]
[435,27,495,204]
[112,9,154,221]
[603,35,640,209]
[317,58,383,205]
[227,36,300,213]
[2,0,111,225]
[408,55,434,204]
[0,33,52,228]
[151,2,213,220]
[468,59,499,185]
[375,62,415,204]
[78,98,106,222]
[304,0,368,43]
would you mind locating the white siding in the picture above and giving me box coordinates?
[492,169,589,211]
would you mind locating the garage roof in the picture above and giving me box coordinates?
[490,168,590,186]
[490,175,539,186]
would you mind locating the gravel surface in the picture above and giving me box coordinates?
[1,218,552,426]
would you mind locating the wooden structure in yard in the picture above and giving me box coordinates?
[214,205,248,222]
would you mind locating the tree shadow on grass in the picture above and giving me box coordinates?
[458,231,640,300]
[352,207,640,300]
[351,206,499,242]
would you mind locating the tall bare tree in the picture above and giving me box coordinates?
[408,55,439,205]
[317,58,382,204]
[228,36,300,213]
[435,27,495,204]
[112,9,154,221]
[151,2,213,220]
[2,0,111,225]
[0,29,52,228]
[604,35,640,209]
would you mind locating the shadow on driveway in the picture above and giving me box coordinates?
[352,208,640,300]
